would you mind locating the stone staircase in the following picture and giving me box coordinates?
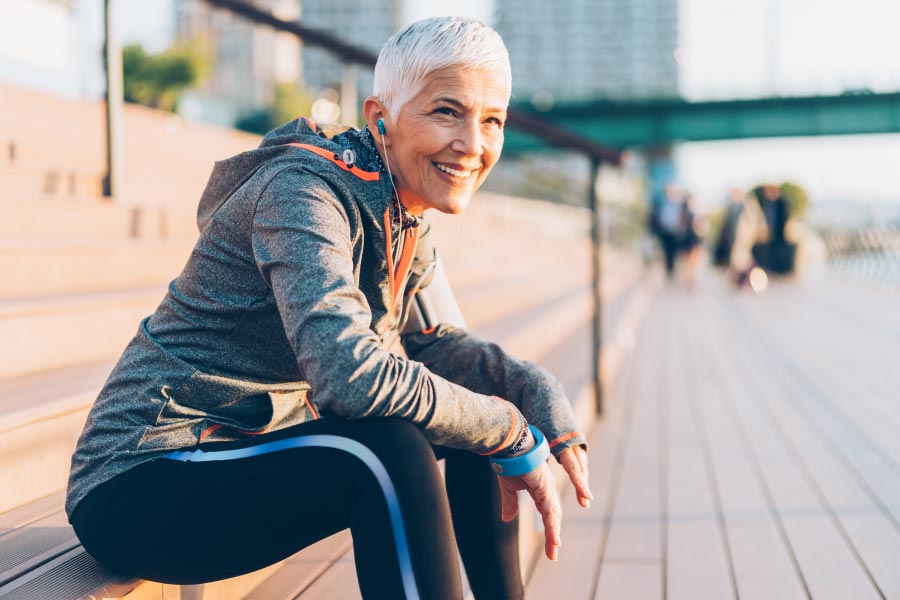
[0,82,655,598]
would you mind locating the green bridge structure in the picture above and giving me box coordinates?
[503,91,900,153]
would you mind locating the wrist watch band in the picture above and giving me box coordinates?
[489,425,550,477]
[500,420,531,457]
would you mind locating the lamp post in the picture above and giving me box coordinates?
[102,0,122,200]
[588,158,603,414]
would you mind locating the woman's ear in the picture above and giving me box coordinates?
[362,96,390,146]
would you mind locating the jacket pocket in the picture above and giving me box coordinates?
[138,370,315,450]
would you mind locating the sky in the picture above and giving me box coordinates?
[679,0,900,100]
[675,0,900,211]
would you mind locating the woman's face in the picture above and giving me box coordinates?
[380,65,509,215]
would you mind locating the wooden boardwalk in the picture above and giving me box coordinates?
[528,274,900,600]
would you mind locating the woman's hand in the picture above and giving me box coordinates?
[497,462,562,561]
[558,445,593,509]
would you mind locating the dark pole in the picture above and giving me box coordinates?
[588,158,603,414]
[102,0,122,199]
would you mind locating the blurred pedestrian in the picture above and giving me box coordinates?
[752,184,795,274]
[713,187,746,268]
[681,193,703,289]
[656,182,685,280]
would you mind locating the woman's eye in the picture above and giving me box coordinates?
[485,117,505,128]
[435,107,458,117]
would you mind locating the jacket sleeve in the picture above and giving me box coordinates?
[399,220,588,459]
[250,167,525,455]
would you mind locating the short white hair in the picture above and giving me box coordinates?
[373,16,512,118]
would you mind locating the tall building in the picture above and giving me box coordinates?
[494,0,679,104]
[175,0,301,127]
[299,0,402,117]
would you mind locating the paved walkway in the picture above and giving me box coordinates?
[528,272,900,600]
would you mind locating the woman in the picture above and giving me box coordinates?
[67,17,591,600]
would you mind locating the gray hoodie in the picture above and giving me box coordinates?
[66,119,585,519]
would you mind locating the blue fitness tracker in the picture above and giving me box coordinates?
[489,425,550,476]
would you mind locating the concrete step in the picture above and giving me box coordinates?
[0,361,113,513]
[0,288,166,379]
[0,199,197,241]
[0,165,104,200]
[0,239,194,299]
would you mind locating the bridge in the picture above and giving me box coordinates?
[505,91,900,152]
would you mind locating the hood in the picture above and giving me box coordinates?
[196,118,354,230]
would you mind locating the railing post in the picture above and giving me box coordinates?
[588,158,603,414]
[103,0,123,200]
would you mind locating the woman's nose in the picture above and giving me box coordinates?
[450,120,483,156]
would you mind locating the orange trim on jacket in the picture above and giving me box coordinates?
[548,431,583,450]
[480,398,520,456]
[288,143,380,182]
[199,423,224,443]
[304,391,320,420]
[382,209,419,306]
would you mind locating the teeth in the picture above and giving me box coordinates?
[436,163,473,178]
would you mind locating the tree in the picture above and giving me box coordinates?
[123,39,210,113]
[235,83,315,135]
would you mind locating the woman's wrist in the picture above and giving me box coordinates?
[489,426,550,477]
[500,423,535,458]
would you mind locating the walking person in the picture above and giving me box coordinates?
[66,17,591,600]
[680,192,703,290]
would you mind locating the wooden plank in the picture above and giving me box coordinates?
[0,510,79,588]
[719,294,883,600]
[593,562,661,600]
[731,291,900,527]
[0,492,64,538]
[723,292,900,599]
[242,531,352,600]
[660,295,734,600]
[767,292,900,466]
[296,549,361,600]
[691,294,809,600]
[0,547,142,600]
[527,374,633,599]
[592,312,663,597]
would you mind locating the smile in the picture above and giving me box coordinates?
[434,163,476,179]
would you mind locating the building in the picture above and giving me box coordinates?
[494,0,679,105]
[299,0,401,120]
[174,0,301,127]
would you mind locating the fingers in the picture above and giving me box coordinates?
[523,465,562,561]
[560,447,594,509]
[575,445,589,472]
[498,478,520,522]
[537,479,562,561]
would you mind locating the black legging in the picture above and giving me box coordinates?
[70,417,523,600]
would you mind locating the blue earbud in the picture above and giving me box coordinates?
[377,118,386,135]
